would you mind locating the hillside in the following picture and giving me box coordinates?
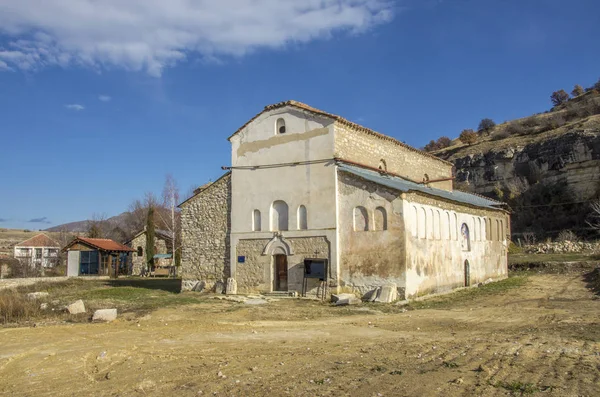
[432,89,600,239]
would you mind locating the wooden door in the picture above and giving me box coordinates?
[274,255,288,291]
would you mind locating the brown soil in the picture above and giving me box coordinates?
[1,273,599,396]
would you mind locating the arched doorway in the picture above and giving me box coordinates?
[274,254,288,291]
[464,260,470,287]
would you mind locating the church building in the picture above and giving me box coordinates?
[179,100,510,300]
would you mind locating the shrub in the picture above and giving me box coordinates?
[594,78,600,91]
[423,140,439,152]
[437,136,452,148]
[459,129,478,145]
[556,230,578,242]
[550,90,570,106]
[505,122,525,135]
[424,136,453,152]
[541,114,566,131]
[477,118,496,134]
[521,117,539,128]
[491,130,510,140]
[571,84,585,97]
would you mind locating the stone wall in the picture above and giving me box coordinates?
[337,171,407,297]
[334,123,453,190]
[180,173,231,291]
[0,276,110,291]
[235,236,330,294]
[129,232,170,275]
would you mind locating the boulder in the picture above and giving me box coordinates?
[67,299,86,314]
[27,292,49,300]
[244,299,268,305]
[362,287,380,302]
[375,284,398,303]
[92,309,117,322]
[331,293,361,306]
[226,278,237,295]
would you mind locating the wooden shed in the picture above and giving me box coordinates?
[63,237,134,277]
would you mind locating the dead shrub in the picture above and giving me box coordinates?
[491,130,510,141]
[521,117,539,128]
[556,230,578,242]
[505,122,525,135]
[540,114,566,132]
[0,289,41,324]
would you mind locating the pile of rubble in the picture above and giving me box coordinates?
[523,240,600,254]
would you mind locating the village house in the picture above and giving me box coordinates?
[13,233,61,268]
[180,100,510,300]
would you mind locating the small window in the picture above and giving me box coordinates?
[297,205,308,230]
[378,159,387,172]
[461,223,471,251]
[276,118,286,134]
[253,209,262,232]
[354,206,369,231]
[411,206,418,237]
[418,207,426,239]
[271,200,289,231]
[137,246,143,257]
[374,207,387,231]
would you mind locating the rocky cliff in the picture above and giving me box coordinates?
[433,93,600,238]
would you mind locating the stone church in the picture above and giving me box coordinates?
[180,100,510,300]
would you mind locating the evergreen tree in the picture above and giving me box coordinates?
[146,206,156,272]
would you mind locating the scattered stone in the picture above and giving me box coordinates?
[451,377,464,385]
[105,372,112,380]
[66,300,86,314]
[331,293,361,306]
[40,303,48,310]
[92,309,117,322]
[225,278,237,295]
[375,283,398,303]
[476,364,491,375]
[27,292,49,300]
[244,299,268,305]
[362,287,380,302]
[214,280,225,294]
[192,280,206,292]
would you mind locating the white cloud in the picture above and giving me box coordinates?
[98,95,111,102]
[0,1,394,76]
[65,104,85,111]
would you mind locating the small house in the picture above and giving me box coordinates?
[63,237,134,277]
[13,233,61,268]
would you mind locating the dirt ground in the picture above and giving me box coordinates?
[1,272,599,397]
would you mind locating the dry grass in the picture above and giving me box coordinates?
[0,289,42,324]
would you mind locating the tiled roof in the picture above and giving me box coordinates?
[15,234,60,248]
[338,163,506,211]
[66,237,134,252]
[227,100,452,166]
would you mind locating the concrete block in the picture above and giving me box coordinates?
[375,284,398,303]
[244,299,268,305]
[332,293,361,306]
[226,278,237,295]
[67,299,86,314]
[92,309,118,322]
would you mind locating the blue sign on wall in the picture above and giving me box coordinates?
[237,256,246,263]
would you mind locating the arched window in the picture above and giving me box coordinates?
[478,218,483,241]
[252,209,261,232]
[461,223,471,251]
[354,206,369,231]
[276,118,286,134]
[495,219,500,241]
[411,206,418,237]
[472,217,477,241]
[445,211,451,240]
[271,200,289,231]
[374,207,387,231]
[500,219,504,241]
[297,205,307,230]
[378,159,387,172]
[418,207,426,239]
[137,246,143,257]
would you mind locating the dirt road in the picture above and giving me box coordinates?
[1,272,599,396]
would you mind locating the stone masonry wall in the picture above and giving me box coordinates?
[235,236,330,294]
[334,123,454,191]
[180,173,231,291]
[129,233,169,276]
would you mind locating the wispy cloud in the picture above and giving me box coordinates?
[0,1,394,76]
[28,217,51,224]
[98,95,111,102]
[65,104,84,111]
[0,218,8,222]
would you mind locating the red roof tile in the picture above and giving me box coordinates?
[15,234,60,248]
[67,237,134,252]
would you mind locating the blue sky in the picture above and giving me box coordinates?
[0,0,598,230]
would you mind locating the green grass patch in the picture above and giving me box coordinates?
[494,380,538,395]
[509,253,597,265]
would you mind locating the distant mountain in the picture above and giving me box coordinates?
[45,212,131,233]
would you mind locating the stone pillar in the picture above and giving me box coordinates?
[226,277,237,295]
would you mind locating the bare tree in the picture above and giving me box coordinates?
[158,174,181,271]
[86,213,107,238]
[586,199,600,231]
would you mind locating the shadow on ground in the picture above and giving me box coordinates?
[583,267,600,295]
[105,278,182,293]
